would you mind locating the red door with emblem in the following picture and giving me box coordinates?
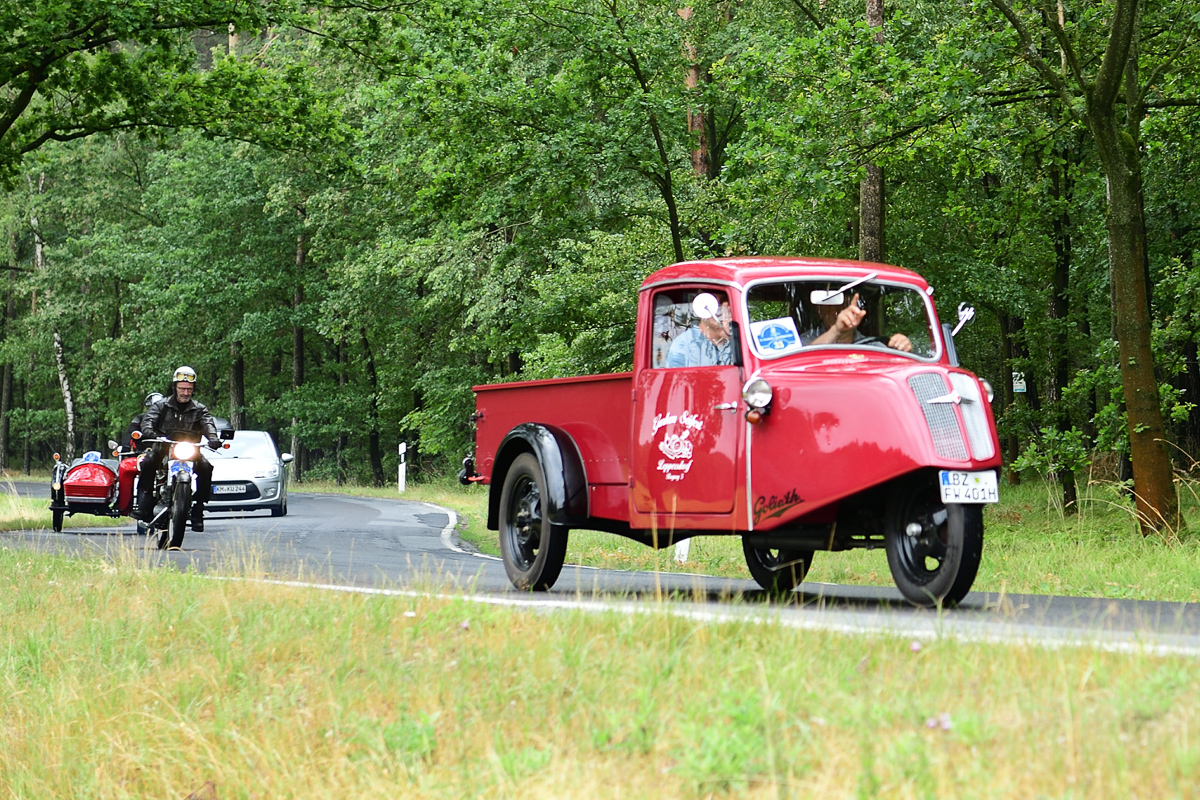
[632,284,743,515]
[632,364,742,514]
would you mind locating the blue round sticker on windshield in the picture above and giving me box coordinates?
[756,323,797,351]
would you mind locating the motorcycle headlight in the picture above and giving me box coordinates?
[742,377,773,409]
[172,442,198,460]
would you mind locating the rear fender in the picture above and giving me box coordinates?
[487,423,588,530]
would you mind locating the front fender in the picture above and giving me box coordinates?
[487,423,588,530]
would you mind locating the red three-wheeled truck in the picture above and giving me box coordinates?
[463,257,1001,607]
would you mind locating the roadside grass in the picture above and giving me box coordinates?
[295,476,1200,602]
[1,544,1198,798]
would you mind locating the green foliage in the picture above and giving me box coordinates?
[4,0,1200,487]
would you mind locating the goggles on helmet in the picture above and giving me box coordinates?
[173,366,197,383]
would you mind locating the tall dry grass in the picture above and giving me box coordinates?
[1,546,1197,798]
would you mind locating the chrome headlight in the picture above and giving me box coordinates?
[979,378,995,403]
[172,442,198,460]
[255,465,280,479]
[742,377,773,409]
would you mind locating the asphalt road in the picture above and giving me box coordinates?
[7,481,1200,654]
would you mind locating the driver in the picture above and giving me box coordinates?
[136,366,221,535]
[667,293,734,367]
[806,292,913,352]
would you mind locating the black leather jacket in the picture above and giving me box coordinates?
[141,396,219,444]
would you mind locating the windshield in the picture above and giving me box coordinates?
[209,432,279,461]
[744,279,938,360]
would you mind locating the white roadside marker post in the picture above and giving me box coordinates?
[674,538,690,563]
[398,442,407,493]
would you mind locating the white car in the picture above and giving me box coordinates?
[207,430,293,516]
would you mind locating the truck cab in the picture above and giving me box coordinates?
[471,257,1001,607]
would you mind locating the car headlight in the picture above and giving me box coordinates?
[172,442,198,460]
[979,378,995,403]
[742,377,773,409]
[255,466,280,479]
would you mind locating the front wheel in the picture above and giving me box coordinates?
[884,479,983,608]
[498,453,568,591]
[168,481,191,549]
[743,541,813,594]
[52,508,64,533]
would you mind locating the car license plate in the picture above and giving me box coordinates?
[213,483,244,495]
[938,470,999,504]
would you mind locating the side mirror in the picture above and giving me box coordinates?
[107,440,119,451]
[220,428,235,440]
[951,303,976,336]
[281,453,294,464]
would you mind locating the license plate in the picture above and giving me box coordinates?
[938,470,999,504]
[213,484,244,495]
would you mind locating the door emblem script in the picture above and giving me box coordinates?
[654,410,704,482]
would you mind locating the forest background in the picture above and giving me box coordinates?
[3,0,1199,532]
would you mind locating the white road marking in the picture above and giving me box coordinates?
[203,574,1200,658]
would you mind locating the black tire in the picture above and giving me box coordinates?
[498,453,568,591]
[169,481,191,549]
[884,478,983,608]
[743,541,813,593]
[52,509,64,533]
[271,492,287,517]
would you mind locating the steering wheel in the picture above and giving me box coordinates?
[855,336,884,346]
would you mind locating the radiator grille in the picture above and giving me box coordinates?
[908,373,969,460]
[949,372,996,460]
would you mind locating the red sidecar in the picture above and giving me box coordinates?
[49,450,139,532]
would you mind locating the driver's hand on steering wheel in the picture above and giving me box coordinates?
[888,333,913,352]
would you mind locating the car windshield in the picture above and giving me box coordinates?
[210,433,278,460]
[744,279,938,360]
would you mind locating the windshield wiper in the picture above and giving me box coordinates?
[814,272,878,303]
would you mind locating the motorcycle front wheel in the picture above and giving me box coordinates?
[169,481,191,549]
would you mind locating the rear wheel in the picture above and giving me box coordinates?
[884,478,983,607]
[742,541,813,593]
[169,481,191,549]
[498,453,568,591]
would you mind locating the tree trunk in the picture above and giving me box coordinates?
[858,0,885,263]
[361,330,385,486]
[0,267,15,471]
[989,0,1178,533]
[1049,154,1077,513]
[29,176,76,460]
[336,341,346,485]
[1093,129,1177,531]
[52,331,75,461]
[1085,7,1178,531]
[291,236,306,481]
[229,340,246,430]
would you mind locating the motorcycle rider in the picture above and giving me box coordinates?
[136,366,220,533]
[121,392,164,451]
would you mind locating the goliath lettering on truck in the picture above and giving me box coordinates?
[462,257,1001,607]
